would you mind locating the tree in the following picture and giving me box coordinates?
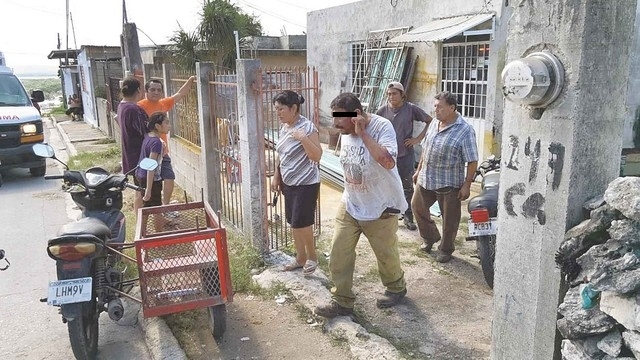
[169,0,263,69]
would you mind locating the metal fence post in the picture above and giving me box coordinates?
[143,64,150,86]
[162,63,178,134]
[236,59,268,252]
[196,62,222,212]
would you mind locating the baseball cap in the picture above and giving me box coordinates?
[387,81,404,92]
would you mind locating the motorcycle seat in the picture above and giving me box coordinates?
[57,217,111,239]
[468,186,499,217]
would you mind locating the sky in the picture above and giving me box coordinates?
[1,0,358,76]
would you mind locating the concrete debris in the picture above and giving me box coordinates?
[558,177,640,358]
[252,251,399,359]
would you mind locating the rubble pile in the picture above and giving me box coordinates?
[556,177,640,359]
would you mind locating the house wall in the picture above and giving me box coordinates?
[77,50,98,127]
[61,67,76,100]
[252,53,307,69]
[308,0,505,159]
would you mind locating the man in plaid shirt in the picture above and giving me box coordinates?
[412,91,478,263]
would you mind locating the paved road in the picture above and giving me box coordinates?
[0,119,151,359]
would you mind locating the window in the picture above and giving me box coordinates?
[441,41,490,119]
[349,42,365,96]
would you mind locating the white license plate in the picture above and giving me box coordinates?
[468,218,498,237]
[47,277,93,306]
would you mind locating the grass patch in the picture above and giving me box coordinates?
[47,104,66,115]
[94,138,117,145]
[226,231,265,294]
[68,146,121,172]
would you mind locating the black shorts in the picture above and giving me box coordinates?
[282,183,320,228]
[137,179,163,207]
[160,157,175,180]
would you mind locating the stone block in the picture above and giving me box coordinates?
[600,292,640,332]
[557,286,617,339]
[604,177,640,222]
[622,331,640,359]
[597,329,623,357]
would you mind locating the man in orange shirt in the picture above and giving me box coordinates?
[138,76,196,206]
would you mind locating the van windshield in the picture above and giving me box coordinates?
[0,74,30,106]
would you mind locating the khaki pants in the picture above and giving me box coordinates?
[329,202,406,308]
[411,185,462,255]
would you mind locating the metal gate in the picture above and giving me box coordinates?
[207,67,243,230]
[255,67,321,251]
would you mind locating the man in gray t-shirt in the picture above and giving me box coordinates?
[376,81,432,231]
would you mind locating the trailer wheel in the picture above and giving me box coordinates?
[208,304,226,341]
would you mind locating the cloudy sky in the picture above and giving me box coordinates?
[1,0,358,75]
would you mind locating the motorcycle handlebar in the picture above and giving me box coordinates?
[44,175,64,180]
[125,182,145,192]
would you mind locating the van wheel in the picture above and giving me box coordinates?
[30,166,46,177]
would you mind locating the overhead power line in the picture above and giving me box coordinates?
[5,0,64,16]
[238,0,306,30]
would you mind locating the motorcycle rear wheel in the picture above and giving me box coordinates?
[67,301,99,360]
[477,235,496,289]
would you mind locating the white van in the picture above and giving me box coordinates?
[0,64,46,178]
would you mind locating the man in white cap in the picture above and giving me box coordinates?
[376,81,432,231]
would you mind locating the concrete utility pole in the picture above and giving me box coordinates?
[122,22,144,79]
[492,1,637,359]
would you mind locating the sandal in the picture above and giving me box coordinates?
[282,260,303,272]
[302,260,317,276]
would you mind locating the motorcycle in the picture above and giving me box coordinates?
[32,143,157,360]
[466,155,500,289]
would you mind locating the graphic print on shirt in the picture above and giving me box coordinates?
[341,144,368,192]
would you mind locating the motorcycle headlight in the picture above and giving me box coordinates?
[22,123,37,135]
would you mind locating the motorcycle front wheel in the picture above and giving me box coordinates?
[67,300,99,360]
[477,235,496,289]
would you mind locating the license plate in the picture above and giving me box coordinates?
[468,218,498,237]
[47,277,93,306]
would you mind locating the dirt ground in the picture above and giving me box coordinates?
[329,214,494,359]
[166,213,492,360]
[164,293,354,360]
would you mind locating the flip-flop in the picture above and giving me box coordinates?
[302,260,317,276]
[282,261,303,272]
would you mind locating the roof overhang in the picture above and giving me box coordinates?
[47,49,81,59]
[387,13,495,44]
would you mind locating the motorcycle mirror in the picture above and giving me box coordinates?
[32,143,55,158]
[139,158,159,172]
[32,143,69,170]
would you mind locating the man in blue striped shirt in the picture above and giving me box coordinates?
[412,92,478,263]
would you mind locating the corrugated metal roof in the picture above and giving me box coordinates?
[387,13,495,43]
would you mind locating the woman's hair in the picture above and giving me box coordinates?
[272,90,305,112]
[147,112,167,132]
[121,77,141,97]
[330,92,363,112]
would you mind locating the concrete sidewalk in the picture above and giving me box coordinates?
[50,114,113,157]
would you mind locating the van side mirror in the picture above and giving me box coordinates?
[31,90,45,103]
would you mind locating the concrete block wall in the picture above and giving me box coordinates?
[95,98,110,136]
[168,137,204,202]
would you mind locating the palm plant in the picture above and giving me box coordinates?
[169,0,263,69]
[168,24,202,72]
